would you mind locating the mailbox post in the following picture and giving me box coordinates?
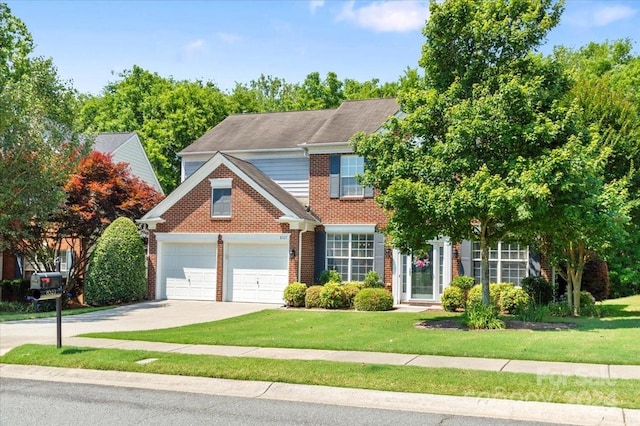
[30,272,64,348]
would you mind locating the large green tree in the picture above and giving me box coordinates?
[75,66,229,192]
[0,3,86,250]
[551,40,640,299]
[352,0,570,306]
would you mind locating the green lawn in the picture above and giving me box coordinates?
[0,305,114,322]
[81,295,640,365]
[2,344,638,409]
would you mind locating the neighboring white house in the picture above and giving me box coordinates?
[94,132,164,194]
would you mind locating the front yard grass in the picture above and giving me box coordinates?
[0,305,114,322]
[1,344,637,409]
[80,295,640,365]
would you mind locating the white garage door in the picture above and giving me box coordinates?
[161,242,216,300]
[227,242,288,303]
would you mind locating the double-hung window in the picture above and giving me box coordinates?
[210,178,232,218]
[340,155,365,197]
[472,242,528,285]
[326,233,374,282]
[330,154,372,198]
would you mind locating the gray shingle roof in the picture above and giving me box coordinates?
[308,98,399,144]
[223,153,318,222]
[93,132,136,153]
[179,98,399,154]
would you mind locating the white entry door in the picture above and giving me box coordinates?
[393,240,452,303]
[226,242,289,303]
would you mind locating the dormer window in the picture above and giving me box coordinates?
[210,178,232,218]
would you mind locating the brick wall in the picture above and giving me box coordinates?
[147,164,299,299]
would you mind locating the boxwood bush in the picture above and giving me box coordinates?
[283,282,307,307]
[353,288,393,311]
[363,271,383,288]
[304,285,323,308]
[441,286,465,312]
[318,270,342,285]
[85,217,147,306]
[499,286,530,315]
[319,282,347,309]
[342,282,363,307]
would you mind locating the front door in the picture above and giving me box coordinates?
[395,240,451,303]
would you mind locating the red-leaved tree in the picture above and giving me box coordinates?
[16,151,163,296]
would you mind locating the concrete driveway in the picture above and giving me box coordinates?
[0,301,278,355]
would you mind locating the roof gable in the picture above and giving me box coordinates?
[140,152,318,224]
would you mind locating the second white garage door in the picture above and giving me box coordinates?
[227,242,289,303]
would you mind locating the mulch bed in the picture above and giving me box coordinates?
[416,319,578,331]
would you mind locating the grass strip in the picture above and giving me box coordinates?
[81,307,640,365]
[1,344,637,409]
[0,306,114,322]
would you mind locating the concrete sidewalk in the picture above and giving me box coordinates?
[58,336,640,380]
[2,300,640,425]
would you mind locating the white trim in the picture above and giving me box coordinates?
[155,233,218,243]
[299,141,352,155]
[179,147,304,157]
[221,233,290,243]
[209,178,233,188]
[324,224,376,233]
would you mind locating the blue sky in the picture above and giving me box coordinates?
[6,0,640,95]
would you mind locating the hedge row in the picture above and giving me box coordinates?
[283,281,393,311]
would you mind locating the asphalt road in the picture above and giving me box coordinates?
[1,378,562,426]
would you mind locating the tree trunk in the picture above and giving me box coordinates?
[480,222,490,306]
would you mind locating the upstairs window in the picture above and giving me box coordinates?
[210,178,232,217]
[329,154,373,199]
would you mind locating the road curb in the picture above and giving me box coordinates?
[2,364,638,426]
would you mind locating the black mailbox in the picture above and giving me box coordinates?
[30,272,63,300]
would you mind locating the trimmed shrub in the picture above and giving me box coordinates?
[521,276,553,306]
[363,271,383,288]
[318,270,342,285]
[305,285,323,308]
[500,286,530,315]
[283,282,307,307]
[342,282,363,307]
[319,282,347,309]
[354,288,394,311]
[450,276,475,292]
[441,286,465,312]
[85,217,147,306]
[463,303,505,329]
[467,284,501,308]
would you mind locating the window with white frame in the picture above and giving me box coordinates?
[326,233,374,282]
[210,178,232,217]
[472,242,528,285]
[340,155,365,197]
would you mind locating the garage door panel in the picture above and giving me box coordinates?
[227,243,289,304]
[160,242,217,301]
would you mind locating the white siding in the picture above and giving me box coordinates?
[113,137,163,193]
[182,156,309,198]
[183,161,206,181]
[252,157,309,198]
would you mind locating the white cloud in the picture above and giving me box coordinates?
[182,39,206,60]
[592,5,637,27]
[217,32,241,44]
[309,0,325,14]
[566,4,638,29]
[337,0,429,32]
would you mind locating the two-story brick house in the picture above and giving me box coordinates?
[139,98,541,305]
